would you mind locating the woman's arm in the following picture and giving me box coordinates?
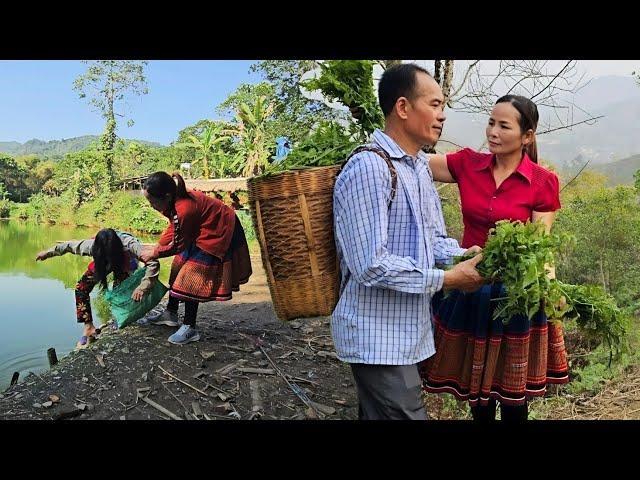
[428,154,456,183]
[35,239,94,261]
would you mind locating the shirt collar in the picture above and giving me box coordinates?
[372,129,427,162]
[473,151,534,183]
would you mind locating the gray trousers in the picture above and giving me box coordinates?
[350,363,428,420]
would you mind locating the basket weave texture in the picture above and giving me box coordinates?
[248,165,342,321]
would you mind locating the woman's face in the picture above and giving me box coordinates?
[486,102,533,156]
[143,189,171,213]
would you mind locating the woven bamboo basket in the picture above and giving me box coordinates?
[248,165,342,321]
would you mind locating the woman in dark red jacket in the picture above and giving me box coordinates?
[140,172,252,345]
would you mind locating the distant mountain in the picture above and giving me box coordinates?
[538,95,640,167]
[0,136,163,159]
[591,153,640,185]
[0,141,22,154]
[440,75,640,168]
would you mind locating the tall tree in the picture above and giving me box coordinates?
[73,60,149,184]
[248,61,345,143]
[0,155,28,202]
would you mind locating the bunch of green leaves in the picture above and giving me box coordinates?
[553,281,630,357]
[453,220,629,356]
[464,220,573,322]
[301,60,384,138]
[264,121,358,175]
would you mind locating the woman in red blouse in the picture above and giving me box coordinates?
[418,95,569,421]
[140,172,252,345]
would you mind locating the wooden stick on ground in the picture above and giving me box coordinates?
[161,381,187,412]
[237,367,275,375]
[259,346,320,418]
[250,379,263,414]
[158,366,208,397]
[140,395,183,420]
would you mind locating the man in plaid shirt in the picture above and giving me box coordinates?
[332,63,484,420]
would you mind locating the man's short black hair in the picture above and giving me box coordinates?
[378,63,432,117]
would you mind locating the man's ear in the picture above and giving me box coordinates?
[395,97,410,120]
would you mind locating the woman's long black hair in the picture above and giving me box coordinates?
[91,228,125,289]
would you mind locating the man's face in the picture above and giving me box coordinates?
[402,73,446,147]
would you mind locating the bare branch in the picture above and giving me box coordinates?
[531,60,573,100]
[449,60,480,101]
[560,157,593,193]
[448,60,596,139]
[505,73,530,95]
[538,115,605,135]
[437,138,466,150]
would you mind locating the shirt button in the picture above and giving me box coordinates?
[492,196,497,199]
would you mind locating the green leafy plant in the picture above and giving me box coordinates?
[301,60,384,139]
[465,220,571,322]
[228,96,275,177]
[455,220,629,354]
[554,281,630,358]
[266,121,358,174]
[176,122,231,179]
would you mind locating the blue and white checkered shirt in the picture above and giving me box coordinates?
[331,129,466,365]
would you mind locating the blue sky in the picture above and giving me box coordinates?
[0,60,261,145]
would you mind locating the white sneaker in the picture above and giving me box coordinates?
[147,309,180,327]
[168,325,201,345]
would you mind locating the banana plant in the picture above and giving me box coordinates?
[229,96,275,177]
[211,150,244,178]
[176,121,230,179]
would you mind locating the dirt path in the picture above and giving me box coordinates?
[2,256,639,420]
[0,256,359,420]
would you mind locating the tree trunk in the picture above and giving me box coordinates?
[383,60,402,69]
[422,60,454,155]
[101,68,116,186]
[442,60,455,105]
[599,253,607,292]
[203,154,210,179]
[101,115,116,186]
[434,60,443,85]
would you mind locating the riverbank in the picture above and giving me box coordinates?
[0,255,360,420]
[7,190,256,240]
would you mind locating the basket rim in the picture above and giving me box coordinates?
[248,164,342,185]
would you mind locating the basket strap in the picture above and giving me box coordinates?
[341,146,397,207]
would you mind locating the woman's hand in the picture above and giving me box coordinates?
[131,287,146,302]
[140,246,158,264]
[464,245,482,256]
[35,250,51,261]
